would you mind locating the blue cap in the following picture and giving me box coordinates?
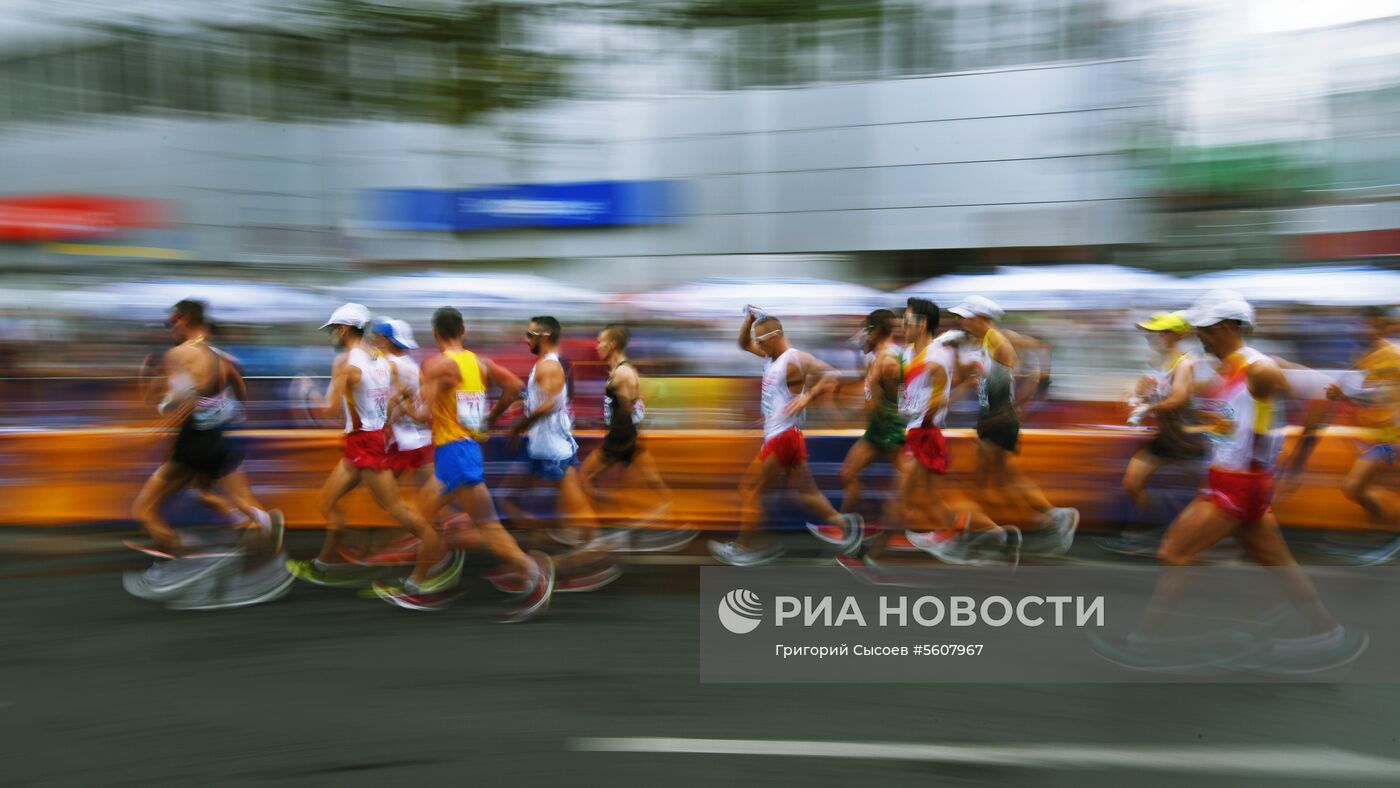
[371,317,418,349]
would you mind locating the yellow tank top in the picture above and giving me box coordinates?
[431,349,488,445]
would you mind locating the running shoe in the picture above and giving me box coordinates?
[1350,536,1400,567]
[341,534,421,566]
[416,551,467,594]
[707,540,786,567]
[370,580,456,611]
[123,553,241,601]
[498,552,555,623]
[625,527,700,553]
[267,510,286,555]
[548,527,589,547]
[169,556,294,611]
[806,516,877,548]
[1228,626,1371,675]
[484,565,531,595]
[285,558,380,588]
[1001,525,1022,569]
[904,529,970,564]
[1093,530,1160,559]
[1046,507,1080,556]
[556,563,623,593]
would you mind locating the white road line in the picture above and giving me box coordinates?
[570,738,1400,780]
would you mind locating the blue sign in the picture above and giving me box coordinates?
[364,180,685,232]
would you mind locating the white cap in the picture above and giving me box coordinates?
[321,302,371,330]
[948,295,1005,321]
[372,317,418,349]
[1185,289,1255,328]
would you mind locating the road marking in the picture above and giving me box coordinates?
[570,738,1400,780]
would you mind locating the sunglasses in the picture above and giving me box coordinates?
[526,329,550,338]
[751,327,783,343]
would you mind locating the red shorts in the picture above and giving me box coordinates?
[1198,466,1274,522]
[388,445,434,475]
[759,427,808,468]
[343,429,390,472]
[905,426,950,475]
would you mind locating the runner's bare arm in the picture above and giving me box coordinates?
[926,364,952,417]
[408,354,456,423]
[737,309,763,357]
[1149,357,1194,415]
[510,358,563,435]
[784,352,839,416]
[317,354,357,420]
[480,356,524,427]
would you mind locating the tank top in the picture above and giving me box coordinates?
[526,351,578,460]
[760,347,802,440]
[900,341,954,430]
[973,329,1017,425]
[603,361,645,429]
[1196,346,1284,472]
[386,353,433,451]
[430,349,488,446]
[180,340,243,431]
[865,344,903,417]
[344,346,391,434]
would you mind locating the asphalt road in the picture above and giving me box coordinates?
[4,529,1400,787]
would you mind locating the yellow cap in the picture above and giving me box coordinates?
[1136,311,1190,333]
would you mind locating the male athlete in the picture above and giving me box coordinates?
[378,306,554,619]
[286,304,455,598]
[508,315,620,592]
[709,306,863,565]
[1099,311,1207,556]
[809,309,904,548]
[126,299,287,605]
[950,295,1078,553]
[1100,290,1366,668]
[578,324,695,553]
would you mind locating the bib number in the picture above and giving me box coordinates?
[457,391,486,432]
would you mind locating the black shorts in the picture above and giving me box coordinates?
[601,426,639,466]
[976,418,1021,453]
[171,423,241,479]
[1145,432,1206,462]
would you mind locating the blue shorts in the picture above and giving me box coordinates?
[529,454,579,482]
[1362,442,1397,465]
[435,439,485,493]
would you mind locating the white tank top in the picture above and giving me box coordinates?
[344,346,391,433]
[386,353,432,451]
[526,351,578,460]
[900,341,954,429]
[760,347,803,440]
[1197,346,1284,472]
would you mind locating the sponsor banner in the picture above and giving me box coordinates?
[363,180,684,232]
[701,567,1399,683]
[0,195,169,242]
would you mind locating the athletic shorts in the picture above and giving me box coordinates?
[171,422,241,479]
[905,426,950,475]
[976,418,1020,453]
[759,426,808,469]
[529,453,579,482]
[435,439,485,493]
[1198,466,1274,523]
[388,444,434,475]
[1359,441,1397,466]
[343,429,390,472]
[1146,432,1207,462]
[601,424,639,465]
[863,409,906,454]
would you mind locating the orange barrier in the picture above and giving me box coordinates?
[0,428,1390,531]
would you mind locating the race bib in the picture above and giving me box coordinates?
[457,391,486,432]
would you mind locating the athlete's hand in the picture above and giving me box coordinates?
[1326,382,1343,401]
[784,392,811,417]
[1127,404,1150,426]
[744,304,768,321]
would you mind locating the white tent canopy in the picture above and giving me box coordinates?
[70,280,338,324]
[338,272,605,316]
[898,265,1196,311]
[1187,266,1400,306]
[629,278,888,318]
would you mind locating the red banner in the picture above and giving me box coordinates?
[0,195,169,242]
